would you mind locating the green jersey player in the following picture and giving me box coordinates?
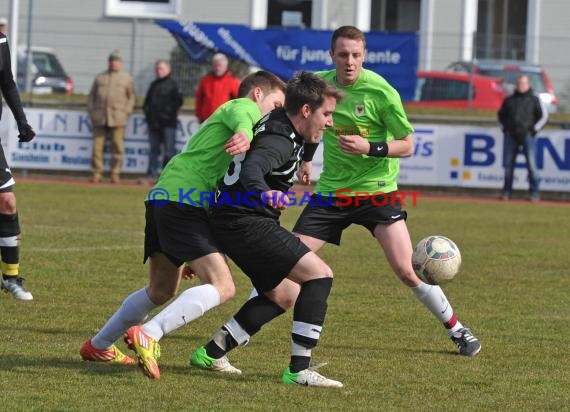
[158,95,270,206]
[295,29,479,357]
[313,67,412,195]
[80,71,286,379]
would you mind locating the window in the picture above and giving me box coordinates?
[19,51,66,76]
[476,0,527,60]
[370,0,420,32]
[104,0,180,18]
[417,78,471,101]
[478,68,546,93]
[267,0,312,28]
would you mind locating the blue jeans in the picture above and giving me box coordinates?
[148,127,177,179]
[503,133,539,197]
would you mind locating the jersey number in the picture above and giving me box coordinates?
[223,152,246,186]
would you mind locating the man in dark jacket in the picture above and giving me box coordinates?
[143,59,183,181]
[0,33,35,300]
[498,74,548,201]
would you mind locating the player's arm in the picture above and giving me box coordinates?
[365,91,416,158]
[339,133,412,158]
[223,102,258,155]
[296,143,319,184]
[379,134,413,158]
[341,98,414,158]
[224,131,251,155]
[0,38,35,142]
[296,161,312,184]
[240,135,293,208]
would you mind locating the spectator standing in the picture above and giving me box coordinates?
[87,50,135,184]
[143,59,183,182]
[195,53,240,123]
[498,74,548,201]
[0,18,8,35]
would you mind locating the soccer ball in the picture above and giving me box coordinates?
[412,235,461,285]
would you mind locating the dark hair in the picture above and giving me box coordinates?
[331,25,366,52]
[237,70,286,98]
[284,71,343,115]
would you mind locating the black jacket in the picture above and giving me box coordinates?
[143,75,183,129]
[498,89,547,142]
[214,108,305,220]
[0,33,28,126]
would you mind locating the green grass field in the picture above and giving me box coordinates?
[1,181,569,411]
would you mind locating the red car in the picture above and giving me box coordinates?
[405,70,506,110]
[447,60,558,113]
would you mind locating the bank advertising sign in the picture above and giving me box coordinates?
[399,124,570,192]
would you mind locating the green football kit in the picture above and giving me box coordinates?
[156,98,262,206]
[315,69,414,195]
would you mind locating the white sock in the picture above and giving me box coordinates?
[92,287,157,349]
[223,317,251,346]
[142,284,220,341]
[411,282,460,328]
[291,341,312,358]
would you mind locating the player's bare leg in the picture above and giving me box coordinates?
[374,221,481,356]
[293,233,327,252]
[0,192,33,300]
[192,252,342,387]
[82,253,180,369]
[191,235,324,374]
[141,252,232,342]
[122,253,184,379]
[280,252,342,387]
[192,278,300,373]
[126,253,235,378]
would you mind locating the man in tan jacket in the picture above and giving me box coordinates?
[87,50,135,183]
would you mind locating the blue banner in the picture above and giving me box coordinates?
[156,20,418,100]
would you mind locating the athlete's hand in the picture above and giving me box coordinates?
[18,123,36,143]
[339,134,369,155]
[296,161,312,185]
[182,264,197,280]
[224,131,250,155]
[263,190,289,209]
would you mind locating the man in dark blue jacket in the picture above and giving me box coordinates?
[498,74,548,201]
[143,59,183,182]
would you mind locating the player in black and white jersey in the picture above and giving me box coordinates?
[214,107,306,219]
[192,71,345,388]
[0,32,36,300]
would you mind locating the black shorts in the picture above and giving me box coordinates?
[144,201,221,267]
[210,210,311,293]
[0,145,15,192]
[292,192,407,245]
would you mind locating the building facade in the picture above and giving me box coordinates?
[1,0,568,103]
